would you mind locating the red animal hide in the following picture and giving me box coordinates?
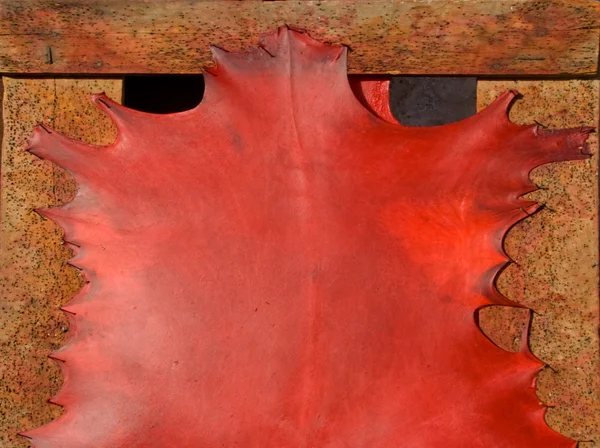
[24,28,591,447]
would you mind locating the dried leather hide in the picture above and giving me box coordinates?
[23,28,592,447]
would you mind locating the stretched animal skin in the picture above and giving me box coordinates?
[24,28,592,447]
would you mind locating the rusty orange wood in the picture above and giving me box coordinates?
[0,0,598,75]
[478,80,600,446]
[0,78,122,447]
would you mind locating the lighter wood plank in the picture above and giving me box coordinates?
[0,0,597,75]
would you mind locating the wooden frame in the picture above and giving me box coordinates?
[0,0,598,446]
[0,0,598,75]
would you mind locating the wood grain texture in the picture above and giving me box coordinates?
[0,77,122,447]
[0,0,598,75]
[477,80,600,446]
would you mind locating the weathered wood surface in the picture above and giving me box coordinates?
[478,80,600,446]
[0,78,122,447]
[0,0,598,75]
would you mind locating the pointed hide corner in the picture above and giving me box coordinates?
[26,125,99,174]
[17,432,32,441]
[18,430,39,447]
[59,305,77,316]
[209,26,347,73]
[276,26,346,65]
[478,90,520,126]
[33,206,82,243]
[20,423,63,448]
[90,92,138,134]
[204,26,347,98]
[34,206,69,225]
[479,91,593,169]
[206,41,274,80]
[533,125,595,164]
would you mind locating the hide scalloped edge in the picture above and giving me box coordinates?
[22,27,591,448]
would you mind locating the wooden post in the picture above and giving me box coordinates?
[0,0,597,75]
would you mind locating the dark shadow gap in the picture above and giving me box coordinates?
[390,77,477,126]
[123,75,204,114]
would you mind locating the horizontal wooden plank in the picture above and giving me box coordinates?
[0,0,598,75]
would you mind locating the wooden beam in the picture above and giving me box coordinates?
[0,0,598,75]
[477,80,600,444]
[0,78,122,446]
